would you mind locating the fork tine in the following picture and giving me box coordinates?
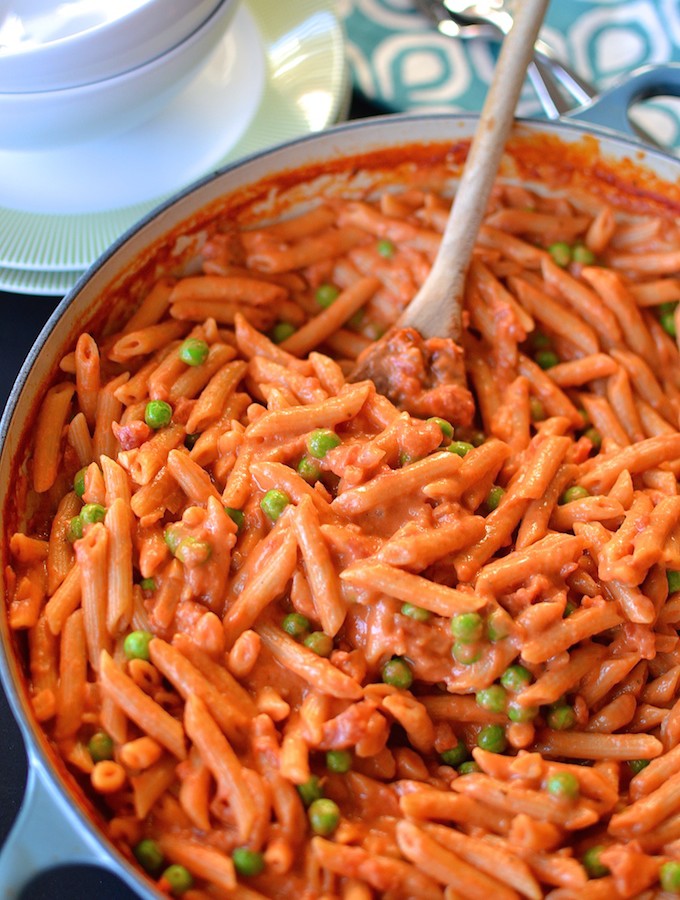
[413,0,464,36]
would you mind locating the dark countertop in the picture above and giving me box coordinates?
[0,90,383,899]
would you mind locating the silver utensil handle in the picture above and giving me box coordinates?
[529,57,572,118]
[414,0,592,116]
[534,38,595,104]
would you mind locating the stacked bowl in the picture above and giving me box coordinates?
[0,0,239,149]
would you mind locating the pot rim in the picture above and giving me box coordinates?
[1,108,678,894]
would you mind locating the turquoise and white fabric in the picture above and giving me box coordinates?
[339,0,680,152]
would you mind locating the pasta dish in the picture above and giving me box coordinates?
[7,136,680,899]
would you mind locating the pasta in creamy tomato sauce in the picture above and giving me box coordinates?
[10,137,680,899]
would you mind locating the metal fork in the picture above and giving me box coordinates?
[417,0,662,147]
[415,0,594,118]
[446,0,595,100]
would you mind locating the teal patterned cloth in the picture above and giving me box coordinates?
[339,0,680,152]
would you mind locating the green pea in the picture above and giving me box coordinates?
[548,241,572,267]
[659,301,678,316]
[660,860,680,893]
[144,399,172,429]
[304,631,333,658]
[451,642,483,665]
[628,758,650,775]
[439,742,469,767]
[307,429,341,459]
[535,349,559,370]
[73,466,87,498]
[546,771,580,800]
[448,440,474,458]
[376,238,396,258]
[232,848,265,877]
[401,603,431,623]
[164,524,183,555]
[133,838,164,875]
[315,283,341,308]
[582,845,609,879]
[297,456,322,483]
[269,322,296,344]
[563,601,576,618]
[297,775,323,806]
[559,485,590,504]
[500,665,532,693]
[124,630,154,661]
[485,485,505,511]
[308,798,341,835]
[347,309,364,330]
[584,427,602,450]
[458,760,481,775]
[661,310,677,337]
[162,863,194,895]
[225,506,245,531]
[178,337,209,366]
[67,515,83,543]
[546,703,576,731]
[668,570,680,593]
[175,536,212,566]
[399,451,415,467]
[450,612,484,643]
[381,657,413,689]
[184,432,200,450]
[139,577,156,592]
[507,701,538,723]
[530,330,552,351]
[477,724,507,754]
[475,685,507,714]
[81,503,106,525]
[428,416,454,442]
[326,749,352,773]
[487,608,511,642]
[529,397,546,422]
[260,488,291,522]
[282,612,311,639]
[470,430,486,447]
[88,730,114,762]
[572,243,595,265]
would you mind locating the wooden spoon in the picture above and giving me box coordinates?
[400,0,550,341]
[351,0,550,422]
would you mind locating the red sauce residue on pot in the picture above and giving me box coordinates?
[506,131,680,216]
[4,125,680,896]
[78,133,680,333]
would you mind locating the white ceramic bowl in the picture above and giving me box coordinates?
[0,0,222,92]
[0,0,238,151]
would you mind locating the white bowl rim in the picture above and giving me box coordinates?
[0,0,227,93]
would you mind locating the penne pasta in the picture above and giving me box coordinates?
[11,150,680,900]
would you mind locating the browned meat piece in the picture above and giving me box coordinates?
[351,327,474,426]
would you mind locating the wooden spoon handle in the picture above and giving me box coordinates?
[399,0,550,341]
